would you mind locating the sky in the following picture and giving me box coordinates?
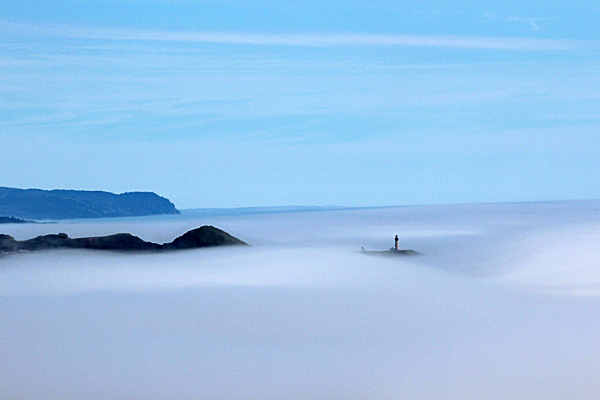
[1,0,600,209]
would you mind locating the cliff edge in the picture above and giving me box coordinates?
[0,187,180,220]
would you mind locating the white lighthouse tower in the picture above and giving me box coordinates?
[394,235,399,251]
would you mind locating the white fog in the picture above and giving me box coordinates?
[1,201,600,398]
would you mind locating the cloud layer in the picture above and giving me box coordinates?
[1,202,600,398]
[2,22,594,51]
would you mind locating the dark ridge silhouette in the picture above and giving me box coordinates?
[0,216,33,224]
[0,187,180,220]
[162,226,247,250]
[360,249,421,257]
[0,226,247,254]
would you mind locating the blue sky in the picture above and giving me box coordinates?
[1,1,599,208]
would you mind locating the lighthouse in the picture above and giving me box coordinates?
[394,235,399,251]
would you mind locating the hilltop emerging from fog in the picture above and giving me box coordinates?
[0,226,247,253]
[0,187,179,220]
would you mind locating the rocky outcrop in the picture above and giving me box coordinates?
[0,187,180,220]
[0,226,247,254]
[162,226,248,250]
[360,249,421,257]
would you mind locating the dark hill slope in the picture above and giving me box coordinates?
[0,187,179,220]
[163,226,247,250]
[0,216,32,224]
[0,226,247,253]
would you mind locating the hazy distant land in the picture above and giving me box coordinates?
[0,187,179,220]
[181,205,349,218]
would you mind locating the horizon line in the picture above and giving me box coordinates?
[179,198,600,212]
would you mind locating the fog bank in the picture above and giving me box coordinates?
[1,201,600,398]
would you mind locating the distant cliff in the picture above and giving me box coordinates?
[0,226,247,253]
[0,216,32,224]
[0,187,180,220]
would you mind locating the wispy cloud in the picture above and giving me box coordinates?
[1,22,593,51]
[507,16,552,31]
